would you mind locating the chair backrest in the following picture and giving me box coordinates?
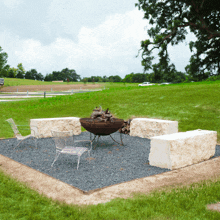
[6,118,22,137]
[51,130,73,151]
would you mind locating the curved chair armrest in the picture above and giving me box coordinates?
[30,126,44,138]
[30,128,36,137]
[18,127,38,137]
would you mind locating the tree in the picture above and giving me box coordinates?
[89,76,101,82]
[145,72,154,82]
[131,73,146,83]
[82,77,88,85]
[108,75,122,82]
[0,64,10,77]
[174,71,187,83]
[87,77,92,82]
[60,68,81,82]
[185,55,210,81]
[0,46,9,77]
[151,61,180,83]
[48,68,81,82]
[44,73,53,81]
[25,69,38,80]
[102,75,108,82]
[7,67,17,78]
[51,71,62,80]
[36,72,44,81]
[16,63,25,79]
[136,0,220,81]
[95,76,104,82]
[123,73,134,83]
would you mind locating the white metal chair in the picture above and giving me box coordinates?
[6,118,38,149]
[51,130,93,170]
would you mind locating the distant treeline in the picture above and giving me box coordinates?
[1,65,220,84]
[1,46,220,84]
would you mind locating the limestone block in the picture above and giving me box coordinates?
[130,118,178,138]
[30,117,81,138]
[149,129,217,170]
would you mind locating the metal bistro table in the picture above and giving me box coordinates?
[80,118,125,149]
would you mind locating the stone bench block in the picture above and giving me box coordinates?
[130,118,178,138]
[30,117,81,138]
[149,129,217,170]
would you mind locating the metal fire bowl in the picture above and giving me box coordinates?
[80,118,124,135]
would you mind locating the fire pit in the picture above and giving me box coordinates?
[80,118,124,135]
[80,107,125,148]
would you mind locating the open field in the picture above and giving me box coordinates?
[1,78,92,87]
[1,80,219,142]
[0,81,103,92]
[0,77,157,91]
[0,79,220,219]
[0,78,105,101]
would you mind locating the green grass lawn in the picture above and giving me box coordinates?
[1,80,219,142]
[0,80,220,219]
[0,169,220,220]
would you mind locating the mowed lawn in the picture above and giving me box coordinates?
[0,80,219,143]
[0,80,220,219]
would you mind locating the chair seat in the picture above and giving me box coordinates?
[60,146,88,156]
[50,130,92,170]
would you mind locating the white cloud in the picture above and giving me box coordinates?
[7,8,148,77]
[1,6,196,78]
[2,0,24,9]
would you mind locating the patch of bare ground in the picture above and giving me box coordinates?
[0,84,103,92]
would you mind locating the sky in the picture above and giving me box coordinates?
[0,0,197,80]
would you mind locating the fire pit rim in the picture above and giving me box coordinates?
[80,117,124,135]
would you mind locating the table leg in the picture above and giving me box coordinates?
[90,133,97,149]
[90,133,102,149]
[94,135,101,149]
[120,132,124,146]
[89,132,125,148]
[109,133,124,146]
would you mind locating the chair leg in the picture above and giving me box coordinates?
[77,156,80,170]
[51,151,61,167]
[88,141,93,156]
[14,139,23,149]
[14,138,38,150]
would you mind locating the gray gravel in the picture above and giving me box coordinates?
[0,131,219,192]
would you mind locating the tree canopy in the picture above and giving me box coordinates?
[16,63,25,79]
[135,0,220,81]
[25,69,44,81]
[0,46,10,77]
[44,68,81,82]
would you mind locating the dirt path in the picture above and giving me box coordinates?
[0,84,103,92]
[0,153,220,211]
